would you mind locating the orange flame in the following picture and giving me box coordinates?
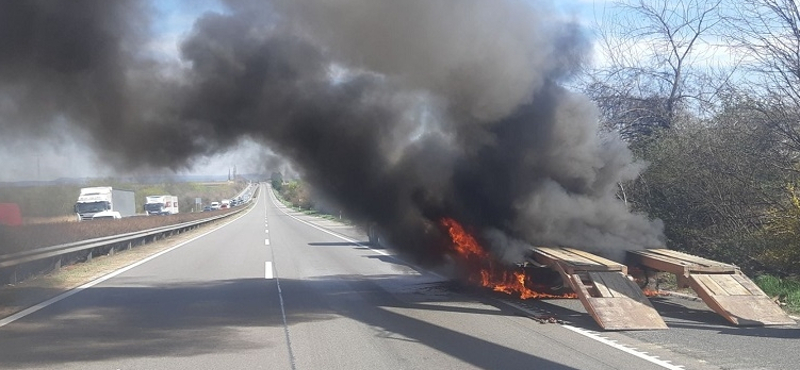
[440,217,575,299]
[642,289,663,297]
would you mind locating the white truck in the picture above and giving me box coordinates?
[144,195,179,215]
[74,187,136,221]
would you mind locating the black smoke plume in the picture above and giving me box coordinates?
[0,0,663,264]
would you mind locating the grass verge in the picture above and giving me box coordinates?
[754,275,800,314]
[271,188,352,224]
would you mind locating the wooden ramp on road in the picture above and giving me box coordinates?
[628,249,795,326]
[530,247,667,330]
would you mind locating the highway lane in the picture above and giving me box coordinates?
[533,293,800,370]
[0,183,721,369]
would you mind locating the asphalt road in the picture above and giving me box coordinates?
[0,184,796,369]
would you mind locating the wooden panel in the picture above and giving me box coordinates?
[713,296,796,326]
[654,249,736,270]
[585,297,668,330]
[588,272,614,298]
[689,273,795,326]
[572,272,667,330]
[533,247,624,274]
[563,248,626,272]
[599,272,646,300]
[632,249,688,264]
[630,249,791,326]
[629,249,737,275]
[730,273,769,297]
[627,250,690,276]
[646,249,728,267]
[712,274,751,296]
[693,274,729,296]
[537,248,602,266]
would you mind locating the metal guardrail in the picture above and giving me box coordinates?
[0,190,257,283]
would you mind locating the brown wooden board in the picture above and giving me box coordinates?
[689,272,794,326]
[628,249,738,276]
[645,249,733,268]
[570,272,667,330]
[533,247,625,274]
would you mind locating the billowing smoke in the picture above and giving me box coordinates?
[0,0,663,264]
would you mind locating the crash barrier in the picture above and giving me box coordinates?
[628,249,795,326]
[0,200,254,285]
[530,247,668,330]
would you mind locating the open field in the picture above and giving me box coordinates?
[0,180,246,220]
[0,208,240,256]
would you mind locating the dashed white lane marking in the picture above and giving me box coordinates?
[265,229,269,233]
[265,261,274,279]
[265,239,270,246]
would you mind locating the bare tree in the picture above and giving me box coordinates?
[583,0,726,141]
[726,0,800,155]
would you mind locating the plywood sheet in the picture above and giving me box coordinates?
[534,247,625,274]
[571,272,667,330]
[689,273,795,326]
[629,249,737,275]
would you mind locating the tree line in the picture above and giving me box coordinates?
[580,0,800,276]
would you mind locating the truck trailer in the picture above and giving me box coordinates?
[144,195,179,215]
[74,187,136,221]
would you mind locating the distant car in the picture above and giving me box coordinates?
[210,202,221,210]
[203,205,213,212]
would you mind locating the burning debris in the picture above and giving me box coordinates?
[0,1,664,270]
[441,217,576,299]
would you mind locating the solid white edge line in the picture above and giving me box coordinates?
[268,190,386,256]
[562,325,685,370]
[265,261,274,279]
[0,193,259,329]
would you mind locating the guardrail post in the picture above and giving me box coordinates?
[53,257,61,271]
[8,268,17,285]
[85,250,93,262]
